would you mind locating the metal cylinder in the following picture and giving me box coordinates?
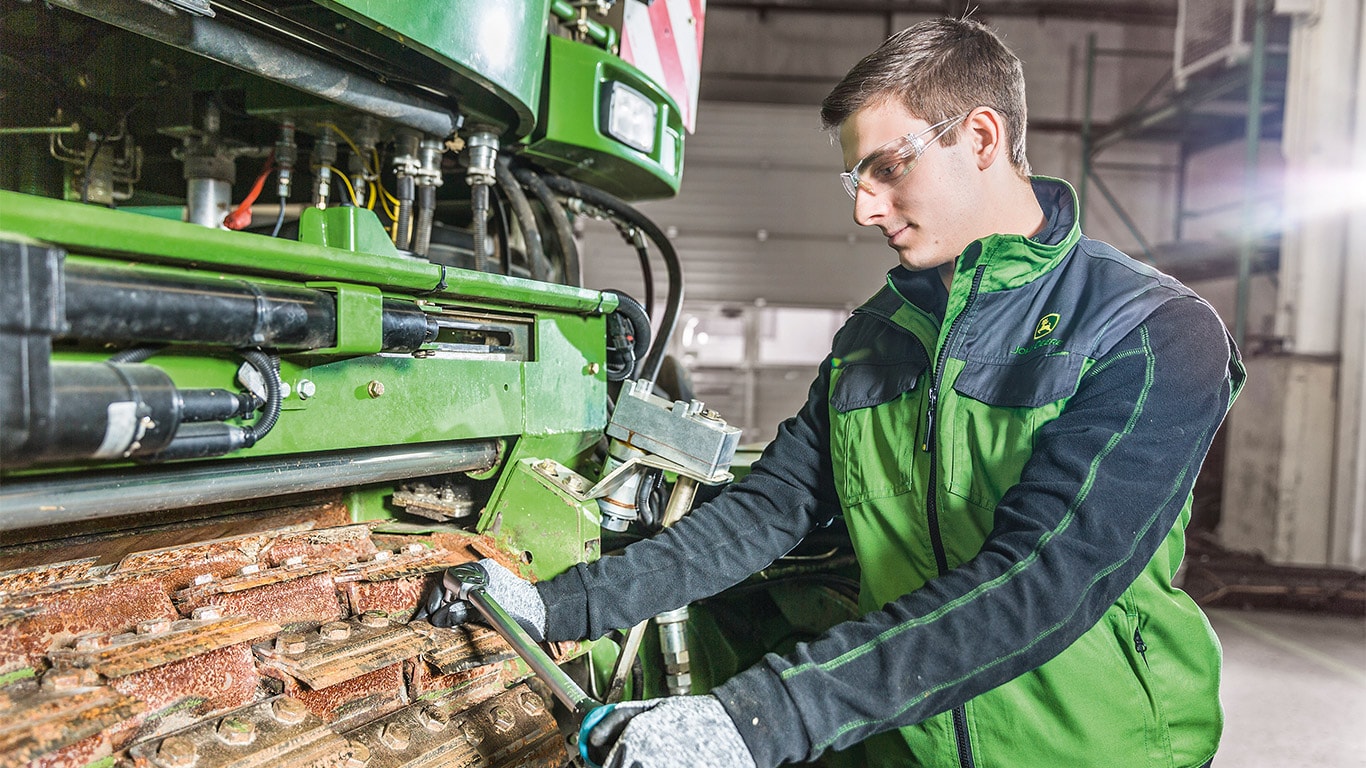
[655,607,691,696]
[186,177,231,228]
[0,441,500,532]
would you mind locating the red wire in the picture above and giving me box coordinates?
[223,150,276,230]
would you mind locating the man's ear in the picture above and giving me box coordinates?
[965,108,1006,171]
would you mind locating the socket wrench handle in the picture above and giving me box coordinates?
[444,563,598,715]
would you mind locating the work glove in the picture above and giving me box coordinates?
[583,695,757,768]
[411,558,547,641]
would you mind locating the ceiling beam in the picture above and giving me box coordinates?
[708,1,1178,27]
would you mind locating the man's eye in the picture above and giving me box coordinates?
[870,158,903,181]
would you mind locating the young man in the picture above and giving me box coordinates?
[426,17,1244,768]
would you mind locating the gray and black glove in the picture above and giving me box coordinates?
[412,558,547,641]
[584,695,757,768]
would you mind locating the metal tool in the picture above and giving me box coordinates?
[444,563,598,716]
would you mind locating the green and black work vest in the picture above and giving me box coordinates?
[827,178,1245,768]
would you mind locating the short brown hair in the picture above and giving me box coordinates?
[821,17,1031,174]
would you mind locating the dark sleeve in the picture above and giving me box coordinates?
[712,298,1239,768]
[538,361,843,641]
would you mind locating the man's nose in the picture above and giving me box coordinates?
[852,187,886,227]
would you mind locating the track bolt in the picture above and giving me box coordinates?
[320,621,351,641]
[156,736,197,768]
[520,691,545,715]
[216,716,255,746]
[74,633,111,651]
[276,632,309,655]
[137,617,172,635]
[459,719,483,746]
[359,610,390,628]
[379,723,411,750]
[239,564,261,576]
[191,606,222,621]
[271,697,308,725]
[346,740,371,766]
[193,573,215,586]
[490,705,516,733]
[417,706,449,732]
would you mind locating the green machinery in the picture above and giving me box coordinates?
[0,3,860,766]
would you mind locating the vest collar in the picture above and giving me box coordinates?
[950,176,1083,294]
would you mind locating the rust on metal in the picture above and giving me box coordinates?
[125,695,351,768]
[0,685,144,766]
[262,525,379,569]
[0,559,103,597]
[175,572,345,631]
[419,625,516,676]
[341,683,564,768]
[258,618,425,690]
[266,664,409,729]
[342,578,428,623]
[49,615,281,679]
[108,644,259,748]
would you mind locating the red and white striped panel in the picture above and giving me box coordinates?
[620,0,706,133]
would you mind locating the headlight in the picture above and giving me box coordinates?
[604,81,658,154]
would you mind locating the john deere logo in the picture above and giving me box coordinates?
[1033,313,1060,340]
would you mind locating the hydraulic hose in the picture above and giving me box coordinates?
[512,166,581,287]
[414,184,436,257]
[494,158,550,282]
[470,183,490,272]
[395,174,415,251]
[603,289,651,381]
[539,175,683,384]
[237,348,282,447]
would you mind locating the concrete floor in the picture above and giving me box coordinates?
[1207,607,1366,767]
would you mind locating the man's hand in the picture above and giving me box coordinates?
[411,558,547,641]
[583,695,757,768]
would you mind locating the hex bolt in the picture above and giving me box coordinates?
[587,362,601,375]
[156,736,197,768]
[359,610,390,628]
[346,740,371,766]
[319,621,351,641]
[271,697,308,725]
[42,668,97,691]
[193,573,215,586]
[297,379,317,400]
[284,556,305,567]
[490,705,516,733]
[402,543,425,555]
[379,723,411,750]
[459,720,484,746]
[372,550,392,562]
[73,633,111,651]
[191,606,222,621]
[367,380,385,398]
[417,706,449,732]
[275,632,308,656]
[216,716,255,746]
[520,691,546,715]
[137,617,172,635]
[238,564,261,576]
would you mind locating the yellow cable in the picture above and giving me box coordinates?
[321,165,358,207]
[321,123,372,172]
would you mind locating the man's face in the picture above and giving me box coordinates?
[839,100,977,273]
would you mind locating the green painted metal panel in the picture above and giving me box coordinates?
[0,192,614,315]
[523,36,684,201]
[314,0,549,137]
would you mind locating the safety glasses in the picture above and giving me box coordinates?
[840,112,970,200]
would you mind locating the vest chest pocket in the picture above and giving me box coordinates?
[944,351,1085,509]
[828,328,930,506]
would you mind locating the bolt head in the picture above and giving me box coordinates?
[216,716,255,746]
[271,697,308,725]
[459,720,484,746]
[367,380,385,398]
[137,617,172,635]
[520,691,545,715]
[319,622,351,641]
[346,740,371,766]
[490,705,516,733]
[297,379,317,399]
[379,723,411,750]
[417,706,449,731]
[275,633,308,656]
[586,362,601,375]
[193,573,215,586]
[238,564,261,576]
[191,606,222,621]
[73,633,111,651]
[359,610,390,628]
[156,736,197,768]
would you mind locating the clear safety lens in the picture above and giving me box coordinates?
[840,112,969,200]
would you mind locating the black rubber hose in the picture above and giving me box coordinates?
[108,344,164,364]
[513,166,581,287]
[631,238,655,318]
[539,175,682,384]
[470,183,490,272]
[603,289,651,379]
[494,158,551,281]
[414,184,436,257]
[395,174,415,250]
[237,349,281,447]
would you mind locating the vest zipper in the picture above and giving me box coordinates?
[1133,628,1150,670]
[923,263,986,768]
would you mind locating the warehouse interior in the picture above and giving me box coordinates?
[0,1,1362,766]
